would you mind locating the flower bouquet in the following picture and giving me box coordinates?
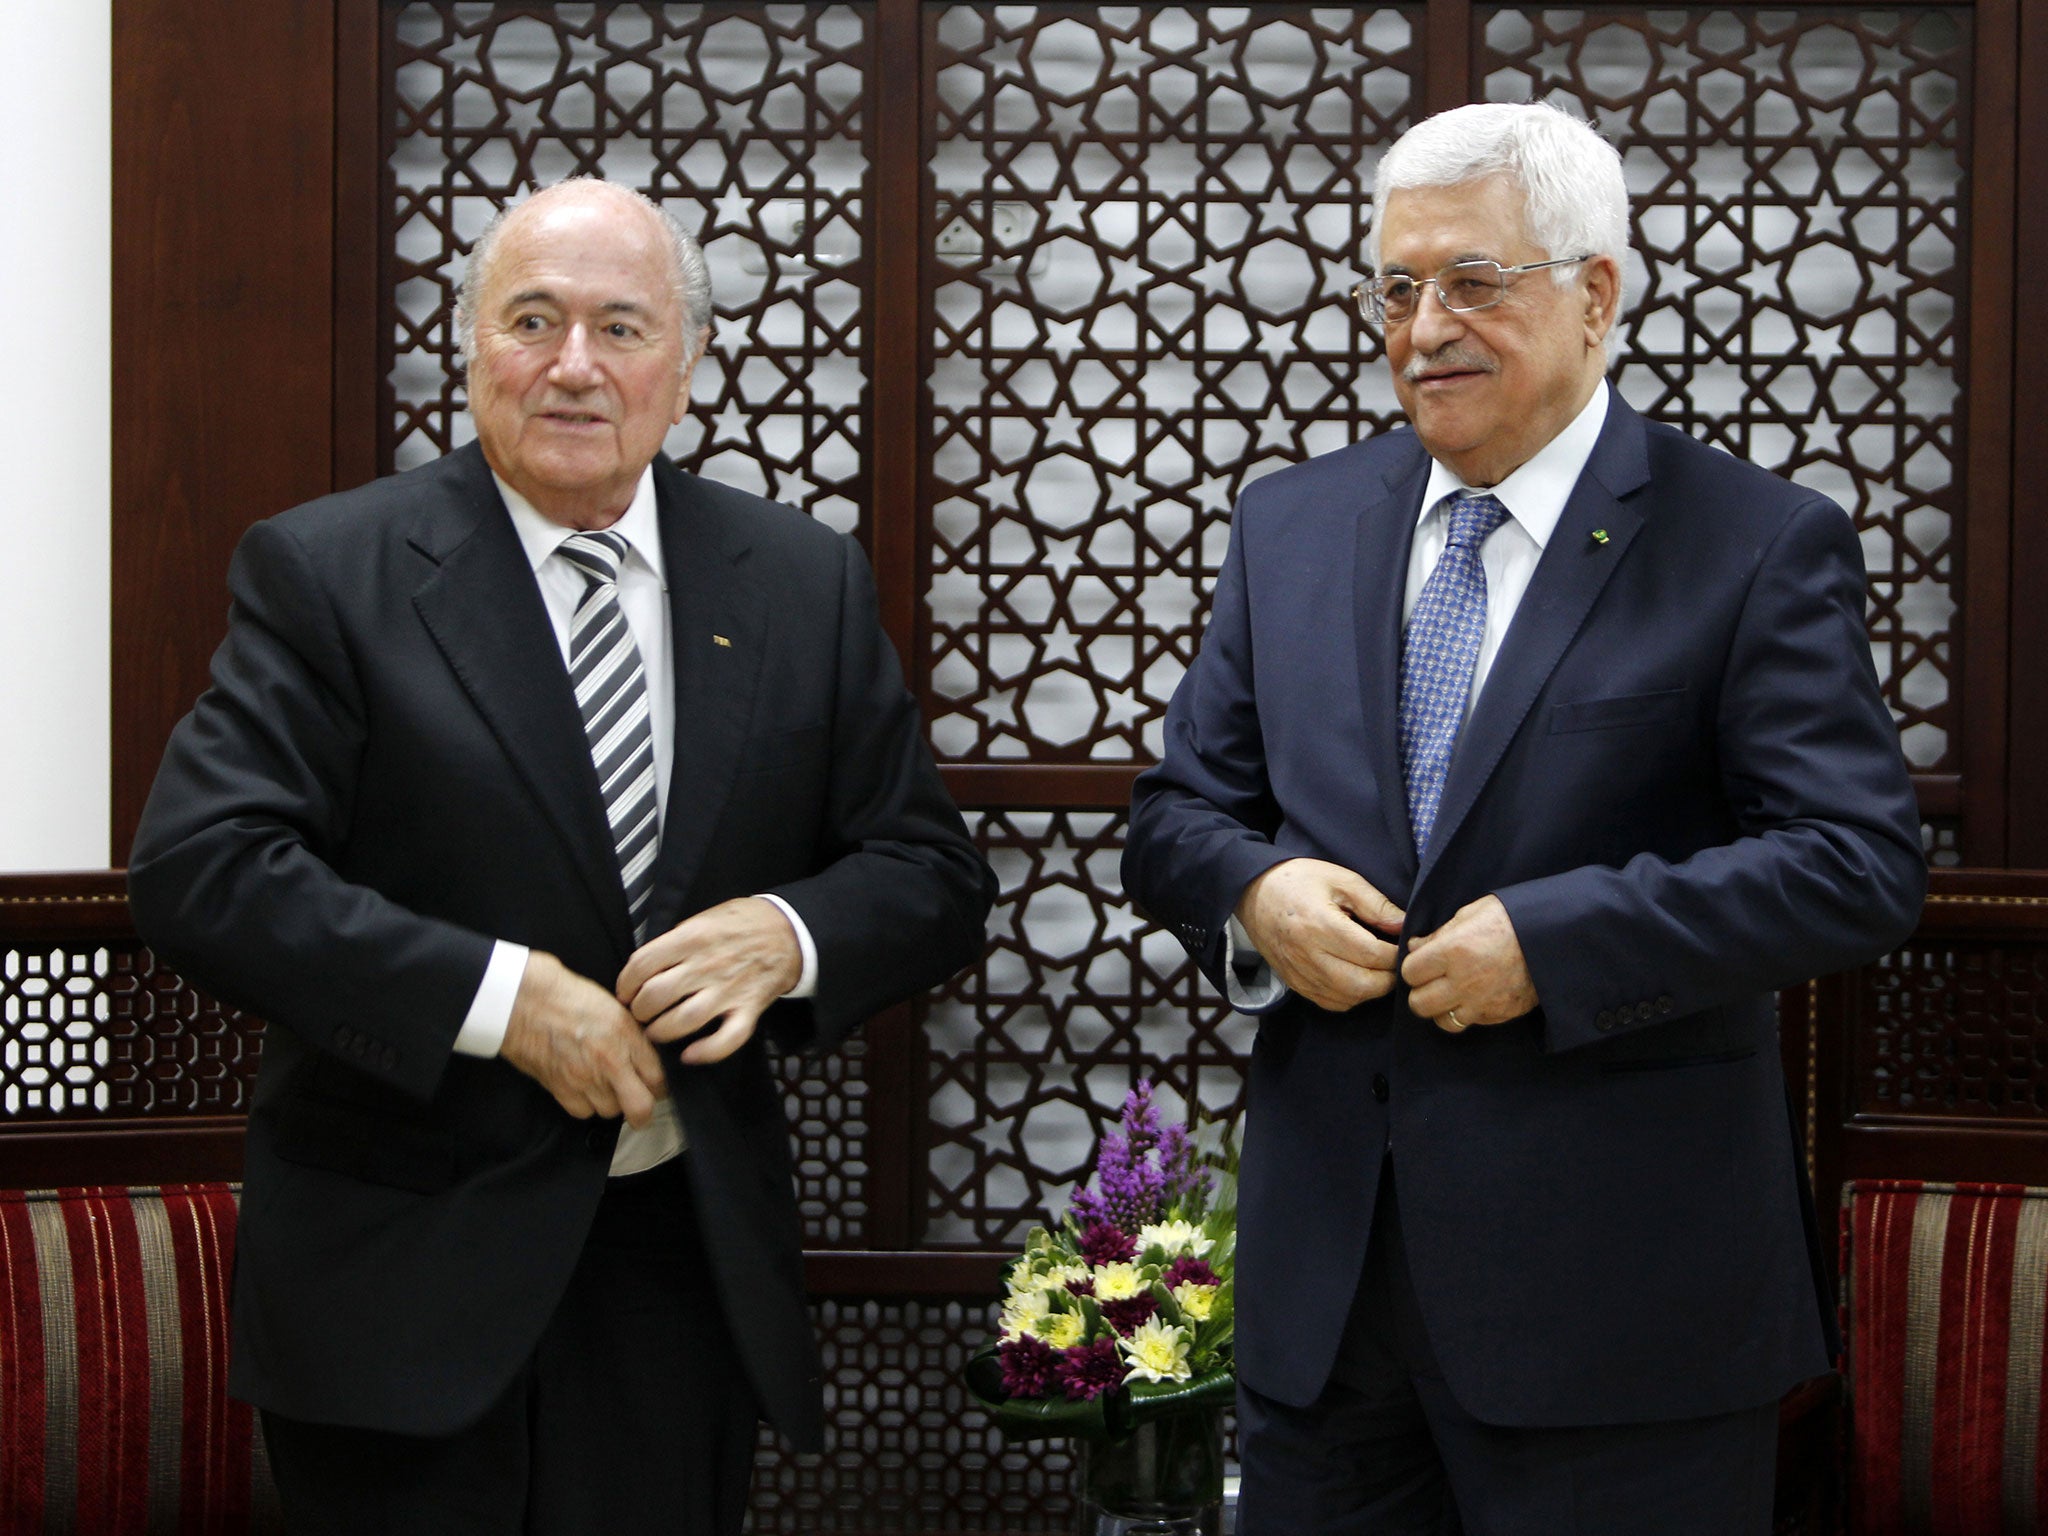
[965,1082,1235,1526]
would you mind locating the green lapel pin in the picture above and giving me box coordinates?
[1591,529,1610,546]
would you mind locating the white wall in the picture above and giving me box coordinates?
[0,2,111,872]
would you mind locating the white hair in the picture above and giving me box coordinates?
[1368,102,1630,307]
[454,177,712,373]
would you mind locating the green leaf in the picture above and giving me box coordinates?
[1202,1215,1236,1264]
[1077,1294,1105,1336]
[1124,1366,1236,1425]
[1208,1172,1238,1218]
[1150,1279,1182,1325]
[1208,1279,1235,1327]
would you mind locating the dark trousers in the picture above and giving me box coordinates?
[1237,1158,1778,1536]
[261,1156,759,1536]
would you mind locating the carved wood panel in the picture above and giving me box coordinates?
[1479,6,1971,773]
[924,810,1250,1247]
[0,942,260,1120]
[385,1,875,536]
[923,4,1423,763]
[751,1296,1076,1531]
[1854,938,2048,1118]
[782,1037,873,1243]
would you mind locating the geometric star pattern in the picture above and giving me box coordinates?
[924,6,1422,762]
[1484,7,1968,770]
[386,3,873,536]
[922,812,1254,1247]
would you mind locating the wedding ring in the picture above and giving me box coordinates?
[1445,1008,1466,1032]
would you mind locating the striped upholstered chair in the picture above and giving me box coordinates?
[0,1184,278,1533]
[1841,1179,2048,1533]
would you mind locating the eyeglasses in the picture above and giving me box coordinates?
[1351,256,1592,326]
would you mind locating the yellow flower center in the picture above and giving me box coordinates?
[1093,1263,1145,1301]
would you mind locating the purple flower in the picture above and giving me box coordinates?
[1058,1338,1123,1401]
[1065,1275,1096,1298]
[1099,1293,1159,1337]
[999,1333,1059,1398]
[1157,1121,1213,1211]
[1069,1082,1213,1236]
[1079,1222,1136,1266]
[1162,1255,1218,1290]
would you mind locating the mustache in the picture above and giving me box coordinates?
[1403,347,1497,383]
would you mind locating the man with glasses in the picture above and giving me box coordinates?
[1124,102,1923,1533]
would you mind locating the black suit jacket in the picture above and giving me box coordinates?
[129,444,993,1444]
[1123,396,1925,1425]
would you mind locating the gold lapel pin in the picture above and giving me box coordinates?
[712,634,733,648]
[1591,529,1610,545]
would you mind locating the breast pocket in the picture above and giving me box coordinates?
[1549,686,1689,735]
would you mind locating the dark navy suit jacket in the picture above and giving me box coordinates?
[129,444,993,1445]
[1123,394,1924,1426]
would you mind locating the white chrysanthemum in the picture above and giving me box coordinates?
[1119,1317,1193,1384]
[1139,1220,1213,1258]
[1092,1262,1147,1301]
[1000,1288,1051,1340]
[1027,1311,1086,1349]
[1172,1282,1218,1321]
[1030,1263,1091,1295]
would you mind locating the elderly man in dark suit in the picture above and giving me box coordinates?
[1122,103,1924,1534]
[129,178,993,1534]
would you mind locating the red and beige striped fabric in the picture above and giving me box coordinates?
[1843,1179,2048,1535]
[0,1184,277,1535]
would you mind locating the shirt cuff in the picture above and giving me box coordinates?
[756,893,818,999]
[453,940,529,1057]
[1223,915,1287,1012]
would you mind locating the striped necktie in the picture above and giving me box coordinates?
[1399,490,1510,855]
[558,530,659,941]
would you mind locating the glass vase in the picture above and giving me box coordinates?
[1076,1406,1225,1536]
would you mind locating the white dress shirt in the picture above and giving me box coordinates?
[450,467,818,1175]
[1224,382,1613,1008]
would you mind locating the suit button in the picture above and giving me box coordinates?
[1636,1002,1656,1022]
[1656,995,1674,1015]
[1596,1010,1615,1031]
[1371,1073,1389,1104]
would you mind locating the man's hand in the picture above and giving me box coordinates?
[1401,895,1538,1034]
[1234,858,1406,1013]
[617,897,803,1065]
[502,950,669,1125]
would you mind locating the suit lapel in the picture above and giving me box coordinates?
[1415,394,1651,888]
[1358,443,1431,887]
[644,461,767,930]
[407,445,633,949]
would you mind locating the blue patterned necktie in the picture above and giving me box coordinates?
[558,530,660,941]
[1400,490,1510,854]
